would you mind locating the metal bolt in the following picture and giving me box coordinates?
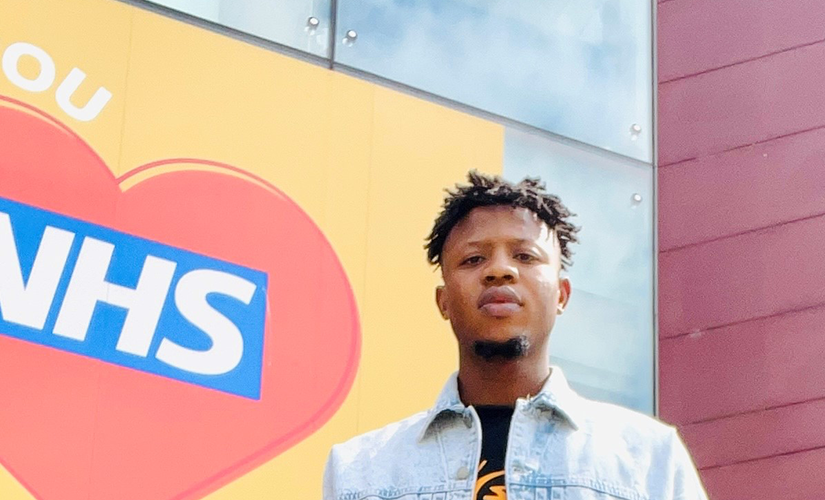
[631,193,643,205]
[305,16,320,34]
[630,123,642,141]
[343,29,358,45]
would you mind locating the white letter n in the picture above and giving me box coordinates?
[0,212,75,329]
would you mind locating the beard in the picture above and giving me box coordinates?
[473,335,530,362]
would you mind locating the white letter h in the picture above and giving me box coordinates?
[53,237,176,356]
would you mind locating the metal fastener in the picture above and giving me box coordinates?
[343,29,358,46]
[630,123,642,141]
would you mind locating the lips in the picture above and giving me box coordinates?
[478,286,522,318]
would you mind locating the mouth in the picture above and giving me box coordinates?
[477,286,522,318]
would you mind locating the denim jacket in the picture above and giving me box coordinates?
[323,367,707,500]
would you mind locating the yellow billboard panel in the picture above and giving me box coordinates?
[0,0,503,498]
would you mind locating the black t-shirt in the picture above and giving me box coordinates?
[474,406,514,500]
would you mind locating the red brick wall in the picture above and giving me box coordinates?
[656,0,825,498]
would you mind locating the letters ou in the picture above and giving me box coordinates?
[0,214,256,376]
[2,42,112,121]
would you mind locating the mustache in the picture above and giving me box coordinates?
[473,336,530,361]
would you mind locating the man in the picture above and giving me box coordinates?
[324,171,707,500]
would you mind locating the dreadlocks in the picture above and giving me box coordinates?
[425,170,579,269]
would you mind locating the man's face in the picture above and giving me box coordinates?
[436,205,571,357]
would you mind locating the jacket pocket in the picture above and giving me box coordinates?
[549,485,646,500]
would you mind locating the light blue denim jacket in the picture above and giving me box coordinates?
[323,367,707,500]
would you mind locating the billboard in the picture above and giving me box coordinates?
[0,0,504,498]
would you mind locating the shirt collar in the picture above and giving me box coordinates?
[417,366,583,442]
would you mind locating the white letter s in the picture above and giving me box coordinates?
[156,269,256,375]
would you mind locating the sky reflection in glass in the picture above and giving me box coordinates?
[336,0,652,162]
[503,128,654,413]
[146,0,332,57]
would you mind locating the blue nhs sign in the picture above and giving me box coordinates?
[0,197,267,399]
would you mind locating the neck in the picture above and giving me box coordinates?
[457,350,550,407]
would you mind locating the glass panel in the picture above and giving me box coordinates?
[503,128,654,414]
[335,0,652,162]
[145,0,332,57]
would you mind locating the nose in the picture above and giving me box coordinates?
[483,251,518,285]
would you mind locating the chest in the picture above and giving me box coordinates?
[344,410,656,500]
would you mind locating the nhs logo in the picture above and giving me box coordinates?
[0,197,267,399]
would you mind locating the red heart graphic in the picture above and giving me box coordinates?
[0,96,360,500]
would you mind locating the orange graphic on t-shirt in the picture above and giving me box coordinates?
[474,460,507,499]
[485,485,507,499]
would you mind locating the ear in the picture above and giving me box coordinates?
[556,277,571,315]
[435,286,449,320]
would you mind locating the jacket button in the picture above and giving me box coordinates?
[456,466,471,480]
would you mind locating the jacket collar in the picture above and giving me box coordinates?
[417,366,583,442]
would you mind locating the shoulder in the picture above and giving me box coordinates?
[574,397,681,455]
[551,398,703,498]
[570,398,707,498]
[324,409,445,499]
[327,409,431,469]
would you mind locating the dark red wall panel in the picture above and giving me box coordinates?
[659,214,825,337]
[658,0,825,490]
[659,0,825,82]
[660,304,825,424]
[680,398,825,469]
[658,127,825,250]
[701,447,825,500]
[659,41,825,166]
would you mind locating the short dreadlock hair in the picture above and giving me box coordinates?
[425,171,579,269]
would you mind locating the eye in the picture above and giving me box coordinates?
[461,255,484,266]
[515,253,536,262]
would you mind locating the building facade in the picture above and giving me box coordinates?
[0,0,816,499]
